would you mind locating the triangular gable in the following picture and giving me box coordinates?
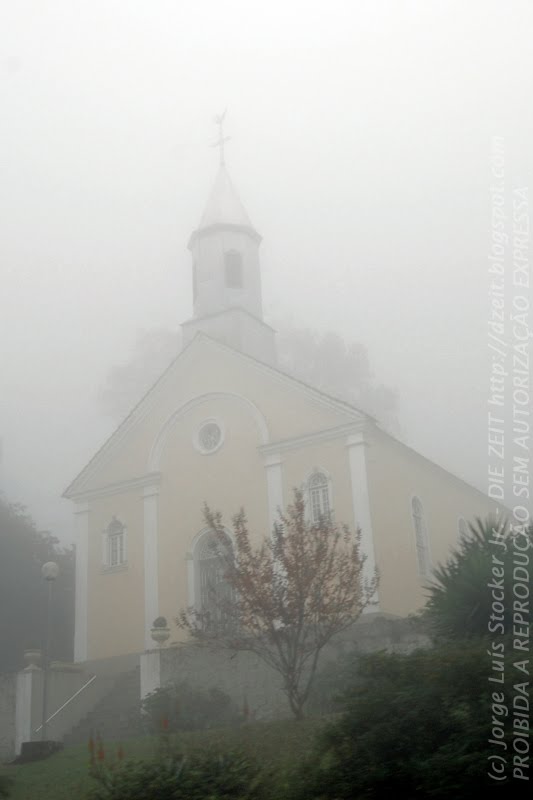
[64,332,369,499]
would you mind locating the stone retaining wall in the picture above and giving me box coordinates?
[150,613,430,720]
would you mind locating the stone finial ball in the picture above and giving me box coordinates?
[42,561,60,581]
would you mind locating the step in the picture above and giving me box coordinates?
[62,667,142,746]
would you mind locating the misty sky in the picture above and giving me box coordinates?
[1,1,532,542]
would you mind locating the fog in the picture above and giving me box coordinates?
[1,0,531,542]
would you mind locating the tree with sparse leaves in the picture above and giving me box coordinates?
[290,518,533,799]
[176,489,377,720]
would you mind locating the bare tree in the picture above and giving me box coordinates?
[176,489,377,720]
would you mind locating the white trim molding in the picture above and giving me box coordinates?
[143,484,160,650]
[67,472,161,503]
[74,501,90,662]
[346,433,379,610]
[149,392,270,471]
[264,452,284,536]
[259,421,369,457]
[64,333,370,499]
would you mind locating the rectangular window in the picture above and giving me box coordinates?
[411,497,431,577]
[224,251,243,288]
[310,485,331,524]
[109,532,125,567]
[103,517,127,571]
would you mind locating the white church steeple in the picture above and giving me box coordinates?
[181,116,276,365]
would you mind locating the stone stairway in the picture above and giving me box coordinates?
[63,666,143,747]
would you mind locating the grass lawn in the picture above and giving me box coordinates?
[2,717,328,800]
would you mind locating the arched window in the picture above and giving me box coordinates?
[307,470,332,524]
[411,497,431,577]
[194,530,234,622]
[103,516,127,569]
[224,250,243,288]
[458,517,469,541]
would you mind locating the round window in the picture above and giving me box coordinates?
[196,420,223,454]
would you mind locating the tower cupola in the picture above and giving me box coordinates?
[181,114,276,365]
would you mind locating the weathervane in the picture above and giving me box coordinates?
[211,109,230,167]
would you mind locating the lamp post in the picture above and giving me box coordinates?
[41,561,59,741]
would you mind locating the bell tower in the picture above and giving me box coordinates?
[181,115,276,365]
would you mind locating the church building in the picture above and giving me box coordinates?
[64,151,497,664]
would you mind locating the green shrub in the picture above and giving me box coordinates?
[0,772,13,799]
[423,517,533,640]
[89,750,264,800]
[141,682,240,732]
[305,649,362,716]
[291,642,529,799]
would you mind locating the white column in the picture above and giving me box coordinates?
[346,433,380,610]
[140,650,161,700]
[74,501,89,662]
[143,485,160,650]
[15,668,35,753]
[264,453,283,534]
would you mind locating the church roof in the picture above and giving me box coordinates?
[63,331,494,506]
[63,332,370,499]
[196,166,258,234]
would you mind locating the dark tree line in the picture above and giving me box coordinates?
[0,495,74,673]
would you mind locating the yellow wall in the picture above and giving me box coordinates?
[86,491,145,659]
[75,338,354,494]
[78,337,500,659]
[157,394,270,634]
[79,338,358,659]
[282,437,355,529]
[366,428,498,616]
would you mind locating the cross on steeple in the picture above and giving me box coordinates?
[211,109,231,167]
